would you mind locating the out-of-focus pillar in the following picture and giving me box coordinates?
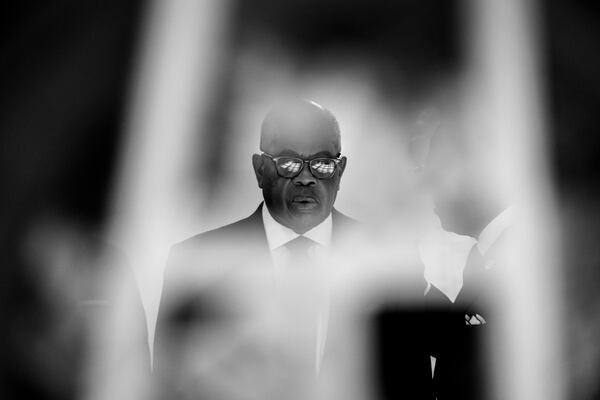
[86,1,232,399]
[463,0,564,399]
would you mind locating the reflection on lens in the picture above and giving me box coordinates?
[311,159,336,177]
[279,158,302,176]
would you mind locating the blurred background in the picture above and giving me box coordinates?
[1,0,599,399]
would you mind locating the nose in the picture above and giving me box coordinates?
[293,162,317,186]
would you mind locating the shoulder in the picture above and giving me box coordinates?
[162,205,266,282]
[332,209,359,227]
[167,204,265,261]
[332,208,361,234]
[181,218,258,247]
[331,208,363,246]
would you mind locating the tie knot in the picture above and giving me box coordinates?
[285,236,317,260]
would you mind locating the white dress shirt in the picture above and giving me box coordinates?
[477,206,515,261]
[422,206,515,301]
[420,215,476,302]
[262,204,332,267]
[261,205,332,375]
[425,207,514,377]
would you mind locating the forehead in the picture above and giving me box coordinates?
[260,102,341,157]
[264,133,340,157]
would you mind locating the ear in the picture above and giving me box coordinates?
[252,153,264,188]
[337,156,347,178]
[336,156,347,190]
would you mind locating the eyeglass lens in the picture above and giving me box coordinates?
[275,157,337,178]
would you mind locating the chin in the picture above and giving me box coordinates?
[435,206,467,235]
[289,213,324,233]
[438,215,476,237]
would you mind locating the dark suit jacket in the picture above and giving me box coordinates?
[152,203,359,398]
[372,304,438,400]
[426,234,507,400]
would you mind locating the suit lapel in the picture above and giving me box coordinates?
[242,203,272,265]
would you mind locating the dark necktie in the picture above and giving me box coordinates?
[457,244,489,322]
[285,236,317,265]
[282,235,321,379]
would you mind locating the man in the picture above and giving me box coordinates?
[417,112,514,400]
[153,100,357,399]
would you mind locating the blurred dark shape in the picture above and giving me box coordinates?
[0,1,147,398]
[545,2,600,399]
[546,1,600,188]
[371,306,436,400]
[561,199,600,400]
[0,0,142,225]
[233,0,461,99]
[5,215,150,399]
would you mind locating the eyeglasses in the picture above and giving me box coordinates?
[262,152,342,179]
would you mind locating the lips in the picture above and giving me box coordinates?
[290,195,319,211]
[292,195,318,204]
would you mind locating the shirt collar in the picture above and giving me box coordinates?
[477,206,515,255]
[262,204,333,250]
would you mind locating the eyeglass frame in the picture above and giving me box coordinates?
[261,152,343,179]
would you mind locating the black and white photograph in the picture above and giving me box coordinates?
[1,1,599,399]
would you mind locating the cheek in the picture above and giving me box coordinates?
[265,176,290,201]
[430,171,461,199]
[320,180,339,202]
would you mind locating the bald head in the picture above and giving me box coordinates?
[260,100,341,157]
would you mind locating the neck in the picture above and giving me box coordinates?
[290,220,321,235]
[465,203,507,238]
